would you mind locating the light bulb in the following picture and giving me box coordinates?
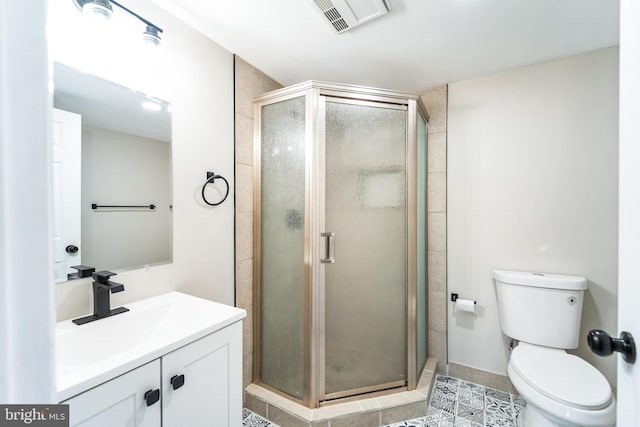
[81,0,113,20]
[142,25,161,48]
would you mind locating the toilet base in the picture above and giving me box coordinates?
[520,403,563,427]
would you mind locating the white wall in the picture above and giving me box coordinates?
[80,126,171,271]
[447,48,619,388]
[0,0,55,402]
[51,0,235,320]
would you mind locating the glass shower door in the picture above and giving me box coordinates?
[322,98,408,399]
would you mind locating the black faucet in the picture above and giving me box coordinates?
[67,264,95,280]
[72,271,129,325]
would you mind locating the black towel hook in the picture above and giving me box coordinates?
[201,171,229,206]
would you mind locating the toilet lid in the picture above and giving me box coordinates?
[510,344,612,410]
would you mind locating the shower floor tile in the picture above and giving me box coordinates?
[245,374,525,426]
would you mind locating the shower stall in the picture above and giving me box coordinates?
[253,81,428,408]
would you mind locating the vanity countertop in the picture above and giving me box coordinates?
[56,291,246,401]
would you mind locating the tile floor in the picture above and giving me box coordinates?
[243,374,525,427]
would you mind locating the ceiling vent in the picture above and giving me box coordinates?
[311,0,390,34]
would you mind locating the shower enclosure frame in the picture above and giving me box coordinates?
[252,81,429,409]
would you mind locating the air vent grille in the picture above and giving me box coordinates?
[331,18,349,32]
[315,0,334,11]
[314,0,350,32]
[310,0,389,34]
[324,7,341,22]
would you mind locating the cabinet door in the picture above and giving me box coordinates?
[63,360,161,427]
[162,321,243,427]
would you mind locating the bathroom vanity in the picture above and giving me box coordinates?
[56,292,246,426]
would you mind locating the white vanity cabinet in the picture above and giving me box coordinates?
[63,360,161,427]
[62,320,243,427]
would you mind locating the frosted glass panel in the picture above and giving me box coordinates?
[324,100,407,395]
[260,96,306,399]
[417,114,428,373]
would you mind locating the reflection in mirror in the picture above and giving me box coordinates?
[52,62,172,283]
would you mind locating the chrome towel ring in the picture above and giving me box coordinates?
[201,171,229,206]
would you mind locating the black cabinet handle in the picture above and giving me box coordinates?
[588,329,636,364]
[171,374,185,390]
[145,389,160,406]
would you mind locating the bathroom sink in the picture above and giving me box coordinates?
[56,292,246,401]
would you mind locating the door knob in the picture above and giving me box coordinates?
[65,245,79,254]
[587,329,636,364]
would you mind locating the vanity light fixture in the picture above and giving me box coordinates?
[73,0,163,47]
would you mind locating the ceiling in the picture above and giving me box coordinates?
[152,0,619,92]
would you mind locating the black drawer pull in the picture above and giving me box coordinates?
[171,374,185,390]
[145,389,160,406]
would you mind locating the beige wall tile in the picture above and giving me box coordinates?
[428,291,446,333]
[331,411,380,427]
[236,163,254,214]
[427,252,446,293]
[244,392,267,417]
[235,57,282,119]
[428,330,447,373]
[236,113,254,166]
[427,172,446,213]
[420,84,447,94]
[236,213,253,261]
[421,89,447,134]
[236,259,253,309]
[380,402,427,425]
[427,213,446,252]
[267,405,309,427]
[243,352,253,390]
[427,132,446,173]
[243,307,253,356]
[448,362,509,392]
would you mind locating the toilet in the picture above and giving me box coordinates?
[493,270,616,427]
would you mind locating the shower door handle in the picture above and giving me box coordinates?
[321,232,335,264]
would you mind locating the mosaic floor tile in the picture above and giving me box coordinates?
[425,407,455,427]
[245,375,525,427]
[456,402,485,425]
[485,396,511,416]
[242,411,278,427]
[485,412,515,427]
[436,375,460,386]
[431,393,457,415]
[458,391,484,409]
[512,395,526,407]
[453,418,482,427]
[386,418,427,427]
[459,381,484,393]
[485,387,511,403]
[434,383,459,400]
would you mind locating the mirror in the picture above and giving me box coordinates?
[52,62,172,283]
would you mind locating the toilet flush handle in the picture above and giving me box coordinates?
[587,329,636,364]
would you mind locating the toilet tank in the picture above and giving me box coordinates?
[493,270,587,349]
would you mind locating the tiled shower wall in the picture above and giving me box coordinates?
[234,56,283,391]
[419,85,448,373]
[234,61,449,389]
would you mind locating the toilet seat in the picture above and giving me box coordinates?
[510,343,612,410]
[508,343,616,427]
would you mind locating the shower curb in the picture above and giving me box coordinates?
[244,358,438,426]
